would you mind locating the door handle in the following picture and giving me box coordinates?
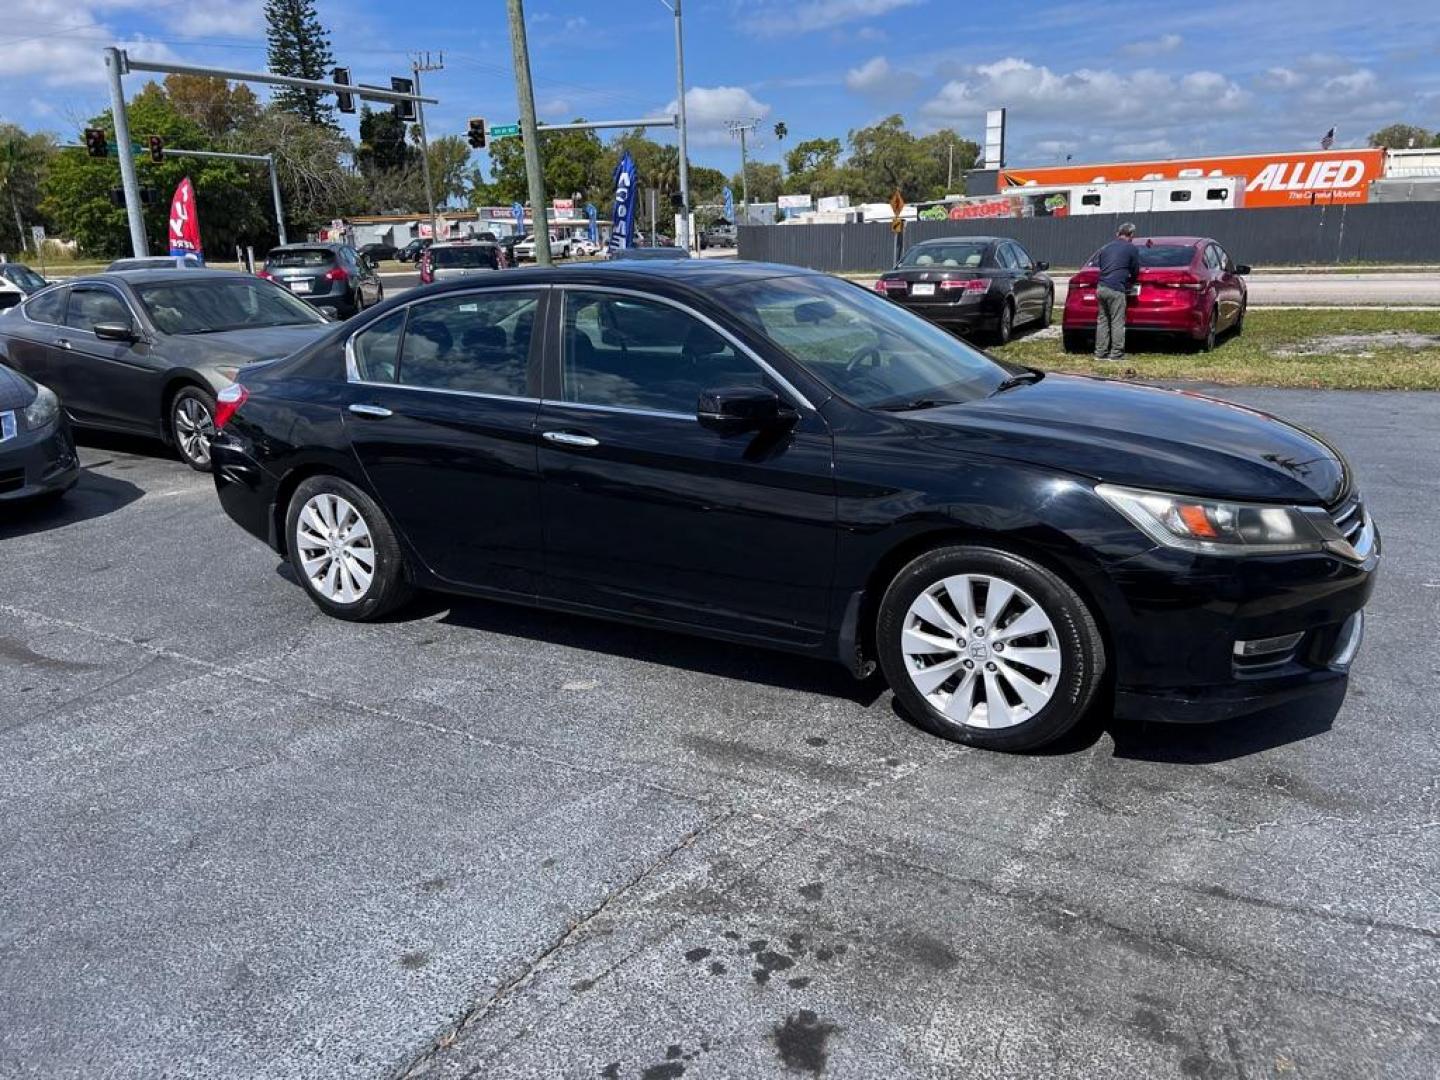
[543,431,599,448]
[348,403,393,418]
[56,338,72,350]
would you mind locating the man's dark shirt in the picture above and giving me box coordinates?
[1096,239,1141,291]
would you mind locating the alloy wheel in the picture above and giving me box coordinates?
[899,573,1062,730]
[295,492,377,604]
[174,396,214,467]
[999,304,1014,344]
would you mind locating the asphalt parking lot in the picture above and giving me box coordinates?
[1,388,1436,1080]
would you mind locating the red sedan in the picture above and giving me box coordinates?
[1062,236,1249,353]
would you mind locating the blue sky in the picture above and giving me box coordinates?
[3,0,1437,177]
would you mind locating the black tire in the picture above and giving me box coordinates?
[1233,301,1246,336]
[284,475,412,621]
[169,385,217,472]
[1062,329,1088,354]
[876,545,1106,752]
[995,301,1015,346]
[1038,289,1054,329]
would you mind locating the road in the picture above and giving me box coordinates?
[1,389,1436,1079]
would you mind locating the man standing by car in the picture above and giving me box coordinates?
[1094,222,1140,361]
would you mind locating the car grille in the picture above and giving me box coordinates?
[1328,491,1367,548]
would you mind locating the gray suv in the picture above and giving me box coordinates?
[261,243,383,319]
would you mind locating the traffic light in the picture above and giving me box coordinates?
[85,128,108,158]
[670,191,684,210]
[466,117,488,150]
[333,67,354,114]
[139,187,157,207]
[147,136,164,164]
[109,187,125,208]
[391,76,416,122]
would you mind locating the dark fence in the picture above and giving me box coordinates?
[739,202,1440,271]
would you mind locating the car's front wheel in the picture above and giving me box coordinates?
[284,475,412,621]
[170,385,216,471]
[877,545,1106,751]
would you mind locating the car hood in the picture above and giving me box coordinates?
[0,363,37,410]
[164,324,331,369]
[911,374,1346,504]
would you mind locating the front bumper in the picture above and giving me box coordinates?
[1104,534,1379,724]
[0,418,80,502]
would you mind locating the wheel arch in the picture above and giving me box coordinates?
[159,370,219,443]
[269,457,373,556]
[850,522,1116,679]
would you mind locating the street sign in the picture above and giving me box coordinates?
[30,225,45,251]
[490,124,521,139]
[891,218,905,234]
[889,189,905,216]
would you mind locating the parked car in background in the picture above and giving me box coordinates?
[419,241,503,284]
[1062,235,1250,353]
[359,242,399,263]
[397,238,432,263]
[568,236,602,257]
[0,276,25,312]
[700,222,737,249]
[210,260,1376,752]
[609,245,691,261]
[873,236,1053,345]
[0,360,78,504]
[0,263,49,297]
[0,270,329,469]
[514,233,581,261]
[259,243,383,320]
[106,255,205,272]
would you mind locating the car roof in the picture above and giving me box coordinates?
[74,269,263,286]
[268,243,344,252]
[388,259,816,299]
[914,236,1000,246]
[1133,236,1207,246]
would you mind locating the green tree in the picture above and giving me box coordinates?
[1367,123,1436,149]
[481,124,606,207]
[0,125,53,255]
[229,105,359,238]
[264,0,336,126]
[357,106,415,174]
[425,135,474,206]
[845,114,959,201]
[918,130,981,194]
[163,75,260,140]
[688,165,727,203]
[784,137,841,177]
[732,161,782,204]
[42,83,267,256]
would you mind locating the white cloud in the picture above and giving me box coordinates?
[1256,67,1304,90]
[738,0,922,36]
[1120,33,1182,56]
[0,0,181,89]
[175,1,261,36]
[844,55,920,101]
[665,85,771,145]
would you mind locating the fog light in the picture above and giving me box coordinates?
[1233,632,1304,658]
[1330,612,1364,670]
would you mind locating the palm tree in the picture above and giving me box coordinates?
[773,121,788,143]
[653,145,681,195]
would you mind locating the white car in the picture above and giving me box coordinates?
[513,233,580,261]
[568,237,601,257]
[0,276,23,313]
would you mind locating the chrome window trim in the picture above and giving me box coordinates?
[543,399,695,422]
[556,283,816,413]
[344,284,547,404]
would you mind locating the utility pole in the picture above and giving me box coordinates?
[506,0,551,266]
[725,119,758,219]
[411,51,443,242]
[659,0,691,251]
[267,156,288,246]
[105,46,147,257]
[947,135,954,192]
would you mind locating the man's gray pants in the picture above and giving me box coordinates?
[1095,285,1127,360]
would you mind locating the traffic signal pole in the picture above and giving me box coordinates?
[411,53,443,243]
[105,47,148,257]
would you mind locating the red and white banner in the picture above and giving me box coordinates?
[167,177,203,260]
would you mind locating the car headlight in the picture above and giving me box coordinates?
[22,383,59,430]
[1096,483,1329,556]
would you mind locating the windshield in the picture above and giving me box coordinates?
[432,246,496,269]
[724,274,1008,408]
[135,278,325,334]
[266,248,336,269]
[1,265,46,290]
[900,242,988,269]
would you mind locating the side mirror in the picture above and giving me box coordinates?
[93,321,139,342]
[698,386,792,434]
[1034,260,1049,272]
[1234,263,1252,275]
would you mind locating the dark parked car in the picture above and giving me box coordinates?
[419,241,503,284]
[358,242,399,263]
[397,238,433,263]
[260,243,383,319]
[873,236,1053,344]
[0,361,78,504]
[0,271,330,470]
[1063,235,1249,353]
[609,245,691,261]
[106,255,205,271]
[209,261,1377,751]
[0,263,49,296]
[700,222,737,249]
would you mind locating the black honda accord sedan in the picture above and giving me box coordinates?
[210,261,1378,751]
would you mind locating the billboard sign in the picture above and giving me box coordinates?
[983,109,1006,170]
[998,148,1385,208]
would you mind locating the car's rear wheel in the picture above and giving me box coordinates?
[877,545,1106,751]
[996,301,1015,345]
[285,475,412,621]
[1061,329,1088,354]
[1039,289,1054,328]
[170,385,216,471]
[1233,300,1246,336]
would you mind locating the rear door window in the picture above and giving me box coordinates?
[351,309,406,383]
[24,288,66,325]
[397,291,540,396]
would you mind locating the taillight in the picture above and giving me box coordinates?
[875,278,904,293]
[214,383,249,430]
[257,269,273,280]
[940,278,988,292]
[1144,270,1204,291]
[1070,270,1099,286]
[324,267,350,283]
